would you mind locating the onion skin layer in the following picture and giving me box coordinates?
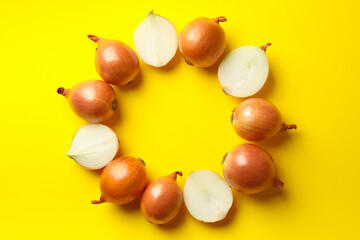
[232,98,297,141]
[92,157,147,205]
[57,80,117,123]
[179,17,227,67]
[222,144,283,194]
[88,35,140,86]
[141,171,183,224]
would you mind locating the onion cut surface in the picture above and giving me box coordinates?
[218,46,269,97]
[133,11,178,67]
[183,170,233,223]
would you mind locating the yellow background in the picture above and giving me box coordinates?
[1,0,359,239]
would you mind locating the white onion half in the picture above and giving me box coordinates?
[218,45,269,98]
[183,170,233,223]
[133,11,178,67]
[66,124,119,170]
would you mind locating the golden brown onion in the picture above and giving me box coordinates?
[57,80,117,123]
[88,35,139,85]
[179,16,227,67]
[92,157,148,205]
[222,144,283,194]
[232,98,297,141]
[140,171,183,224]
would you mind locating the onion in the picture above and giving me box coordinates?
[66,124,119,170]
[183,170,233,223]
[88,35,139,85]
[57,80,117,123]
[141,171,183,224]
[179,16,227,67]
[222,143,284,194]
[231,98,297,141]
[218,43,271,97]
[133,11,178,67]
[92,157,147,205]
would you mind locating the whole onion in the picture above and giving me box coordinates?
[57,80,117,123]
[88,35,139,85]
[92,157,148,205]
[179,16,227,67]
[140,171,183,224]
[232,98,297,141]
[222,143,283,194]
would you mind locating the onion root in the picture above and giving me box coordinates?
[57,87,68,97]
[138,158,146,166]
[184,58,194,66]
[222,153,228,164]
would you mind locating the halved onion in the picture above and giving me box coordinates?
[218,44,271,98]
[183,170,233,223]
[66,124,119,170]
[133,11,178,67]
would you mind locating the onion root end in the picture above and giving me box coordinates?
[57,87,68,97]
[138,158,146,166]
[184,58,194,66]
[222,153,228,164]
[112,100,118,111]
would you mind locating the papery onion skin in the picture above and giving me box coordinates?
[57,80,117,123]
[232,98,297,141]
[179,17,227,67]
[141,171,183,224]
[222,143,284,194]
[92,157,148,205]
[88,35,140,85]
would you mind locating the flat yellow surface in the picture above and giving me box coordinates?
[1,0,360,239]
